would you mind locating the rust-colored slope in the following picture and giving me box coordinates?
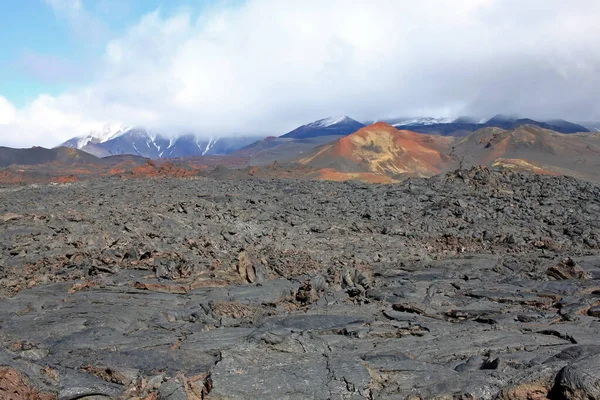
[0,158,204,184]
[299,122,456,180]
[456,125,562,164]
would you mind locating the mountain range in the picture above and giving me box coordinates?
[2,112,600,185]
[382,115,590,137]
[291,122,600,183]
[3,120,600,185]
[59,116,366,161]
[230,115,594,166]
[61,126,263,159]
[0,146,101,168]
[59,114,592,161]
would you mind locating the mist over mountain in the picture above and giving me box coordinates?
[3,3,600,400]
[2,1,600,148]
[56,113,590,161]
[60,126,263,159]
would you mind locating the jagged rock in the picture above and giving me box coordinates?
[238,249,260,284]
[552,354,600,399]
[587,305,600,318]
[0,169,598,398]
[295,279,319,304]
[547,257,590,280]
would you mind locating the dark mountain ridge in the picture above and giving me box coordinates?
[395,114,589,136]
[0,146,103,168]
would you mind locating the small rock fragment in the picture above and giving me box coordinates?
[547,258,590,280]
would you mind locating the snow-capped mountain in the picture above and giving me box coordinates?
[59,128,263,159]
[61,124,130,149]
[87,128,170,158]
[59,113,591,160]
[280,115,365,139]
[392,117,453,127]
[59,115,366,159]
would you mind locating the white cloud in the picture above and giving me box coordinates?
[0,96,17,126]
[0,94,105,148]
[3,0,600,147]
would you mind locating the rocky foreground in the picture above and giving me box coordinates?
[1,167,600,399]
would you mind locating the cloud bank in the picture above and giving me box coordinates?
[2,0,600,147]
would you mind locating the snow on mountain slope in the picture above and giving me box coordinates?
[60,128,262,159]
[392,117,453,127]
[61,124,130,149]
[202,137,218,156]
[62,116,364,158]
[280,116,365,139]
[311,116,352,128]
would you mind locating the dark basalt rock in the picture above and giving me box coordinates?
[551,354,600,399]
[0,167,599,398]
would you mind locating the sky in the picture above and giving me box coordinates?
[1,0,600,148]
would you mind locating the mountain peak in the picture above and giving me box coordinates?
[310,115,353,128]
[83,124,130,144]
[486,114,519,124]
[364,121,397,130]
[280,116,365,139]
[62,124,130,149]
[299,122,454,181]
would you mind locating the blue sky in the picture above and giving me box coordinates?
[1,1,70,106]
[1,0,599,148]
[0,0,204,106]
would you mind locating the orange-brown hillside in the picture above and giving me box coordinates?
[0,154,204,184]
[298,122,457,182]
[454,125,600,181]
